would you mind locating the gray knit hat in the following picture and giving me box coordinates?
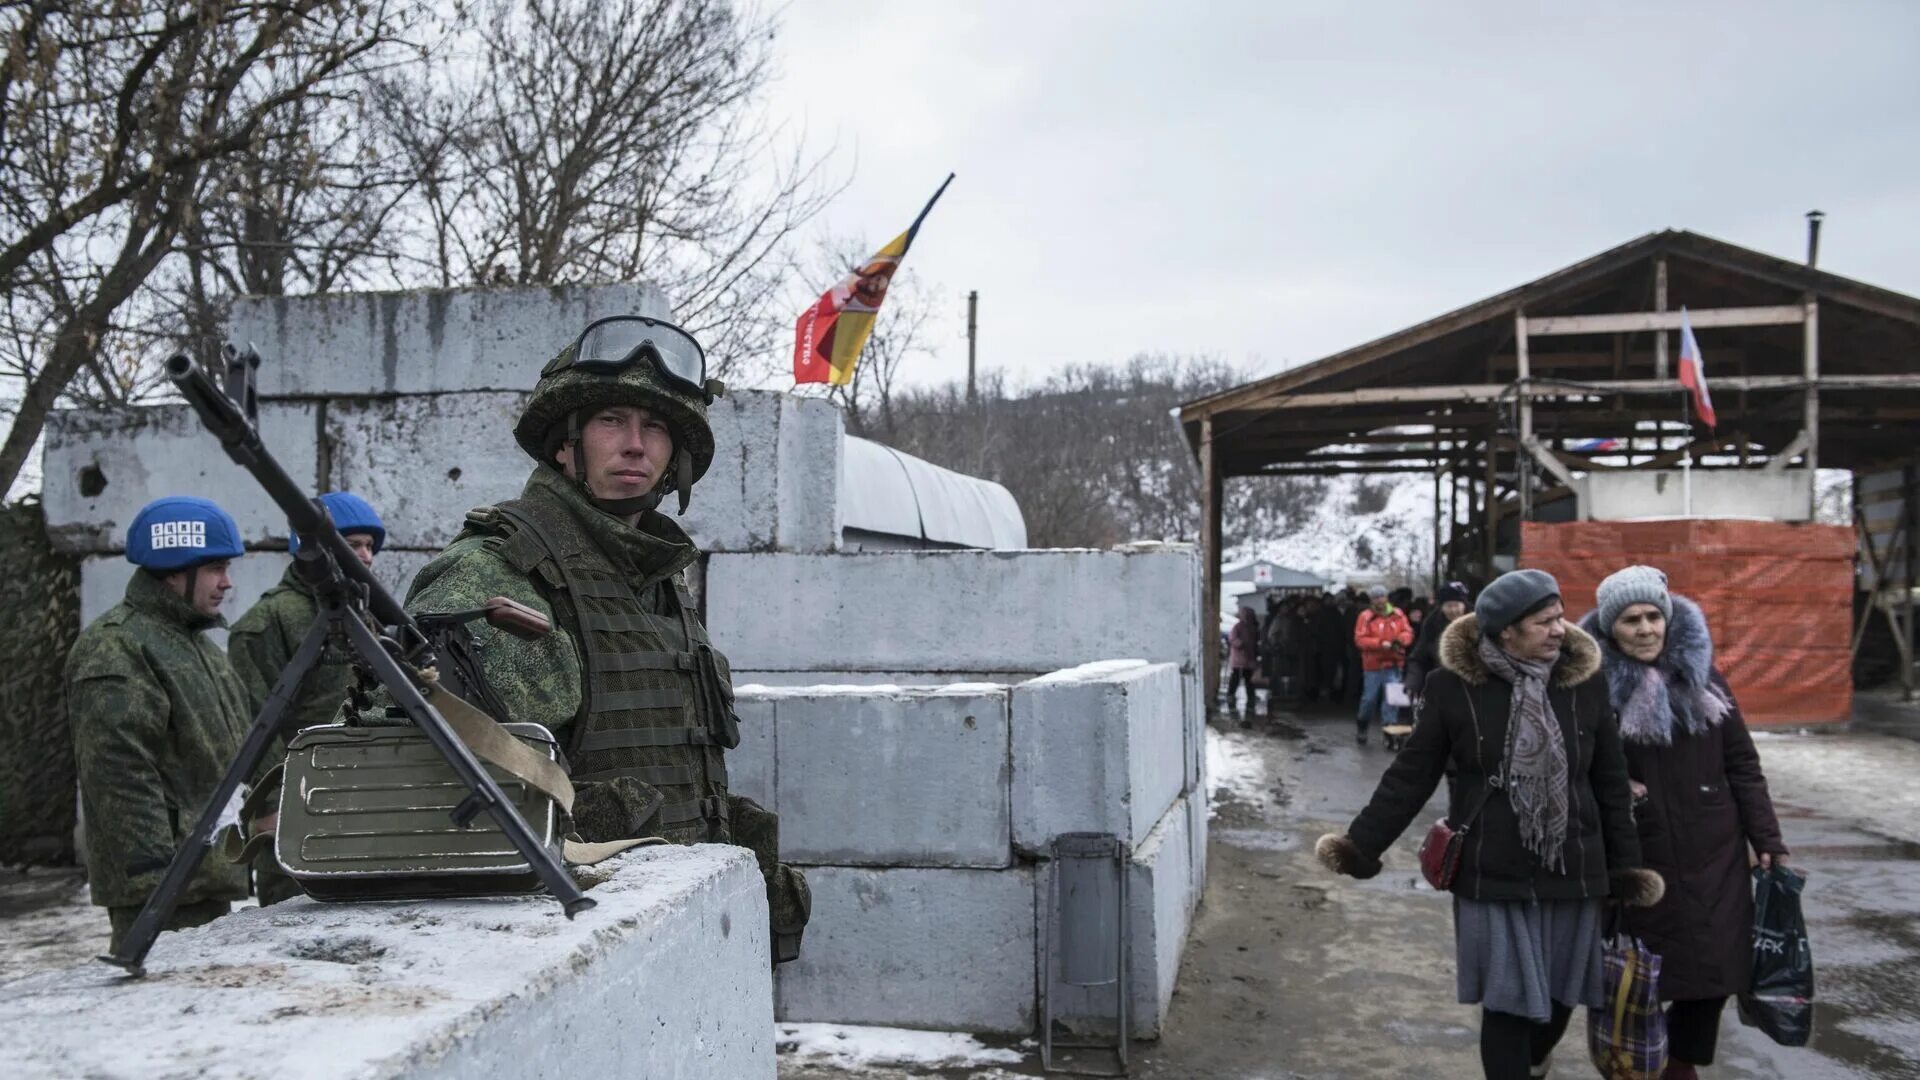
[1594,565,1672,633]
[1475,568,1561,640]
[1366,584,1388,600]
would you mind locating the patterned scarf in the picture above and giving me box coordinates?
[1476,636,1569,872]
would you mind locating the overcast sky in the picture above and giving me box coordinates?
[767,1,1920,389]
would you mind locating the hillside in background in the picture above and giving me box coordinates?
[858,354,1437,587]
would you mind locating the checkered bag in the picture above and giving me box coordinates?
[1587,933,1668,1079]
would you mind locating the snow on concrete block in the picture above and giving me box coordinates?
[1011,661,1186,854]
[1044,795,1194,1040]
[747,684,1012,868]
[707,547,1201,674]
[734,670,1041,688]
[43,403,319,554]
[730,693,777,810]
[778,865,1037,1034]
[233,283,674,397]
[323,392,529,553]
[0,845,775,1079]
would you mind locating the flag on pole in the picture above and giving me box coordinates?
[794,174,955,386]
[1677,307,1717,429]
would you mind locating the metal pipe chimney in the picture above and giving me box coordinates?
[1806,210,1825,267]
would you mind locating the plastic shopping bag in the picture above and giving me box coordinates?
[1587,933,1668,1079]
[1738,864,1814,1047]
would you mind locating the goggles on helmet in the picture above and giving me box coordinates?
[544,316,708,398]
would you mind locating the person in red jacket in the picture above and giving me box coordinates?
[1352,584,1414,745]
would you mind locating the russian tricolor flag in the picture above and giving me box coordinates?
[1678,307,1717,429]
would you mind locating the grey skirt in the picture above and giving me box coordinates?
[1454,895,1606,1021]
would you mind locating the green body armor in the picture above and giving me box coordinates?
[492,501,738,845]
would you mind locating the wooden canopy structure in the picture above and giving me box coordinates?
[1179,228,1920,701]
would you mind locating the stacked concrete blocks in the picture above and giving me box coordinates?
[708,546,1201,680]
[0,846,776,1078]
[1011,660,1185,855]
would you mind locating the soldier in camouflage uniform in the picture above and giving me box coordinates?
[228,491,387,906]
[66,497,253,950]
[404,315,809,963]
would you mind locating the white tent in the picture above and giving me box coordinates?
[840,436,1027,550]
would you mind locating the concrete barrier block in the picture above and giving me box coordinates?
[80,553,292,651]
[729,693,777,810]
[1186,769,1210,903]
[321,389,827,555]
[775,395,843,552]
[43,403,319,554]
[1011,661,1186,853]
[745,684,1012,868]
[0,845,775,1079]
[707,547,1201,674]
[233,283,674,397]
[1044,795,1194,1039]
[777,865,1036,1033]
[322,393,528,553]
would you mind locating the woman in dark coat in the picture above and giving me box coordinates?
[1405,580,1472,700]
[1317,570,1663,1080]
[1579,565,1788,1080]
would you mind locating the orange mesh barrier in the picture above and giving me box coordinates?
[1521,520,1854,726]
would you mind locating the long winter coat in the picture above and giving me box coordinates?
[1579,596,1788,1001]
[65,571,253,909]
[1228,615,1258,670]
[1344,614,1643,901]
[1402,609,1454,697]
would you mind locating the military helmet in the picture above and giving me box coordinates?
[513,316,718,487]
[126,496,244,571]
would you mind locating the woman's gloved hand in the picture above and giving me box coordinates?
[1315,833,1382,879]
[1610,867,1666,907]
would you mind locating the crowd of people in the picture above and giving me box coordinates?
[1225,581,1473,744]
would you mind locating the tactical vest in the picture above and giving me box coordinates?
[489,502,741,846]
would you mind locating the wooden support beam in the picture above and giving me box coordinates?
[1804,298,1821,518]
[1236,373,1920,413]
[1654,257,1670,379]
[1200,417,1222,713]
[1526,305,1806,337]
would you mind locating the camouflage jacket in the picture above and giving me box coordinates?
[229,564,357,747]
[65,570,252,908]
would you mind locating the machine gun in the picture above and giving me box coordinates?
[102,346,595,975]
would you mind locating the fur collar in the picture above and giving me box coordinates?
[1438,612,1601,688]
[1578,594,1729,745]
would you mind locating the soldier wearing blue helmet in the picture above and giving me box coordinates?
[65,496,254,949]
[228,491,388,904]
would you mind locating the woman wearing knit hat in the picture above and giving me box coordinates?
[1579,565,1789,1080]
[1315,568,1661,1080]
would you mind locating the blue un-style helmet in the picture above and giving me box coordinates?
[125,496,244,572]
[288,491,386,554]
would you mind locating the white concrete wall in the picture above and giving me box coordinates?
[230,282,675,397]
[706,547,1201,674]
[1583,468,1816,522]
[0,846,775,1079]
[43,403,320,553]
[1010,661,1186,855]
[731,685,1012,869]
[776,865,1037,1033]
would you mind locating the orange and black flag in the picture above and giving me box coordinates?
[793,173,954,386]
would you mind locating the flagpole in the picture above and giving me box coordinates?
[1681,389,1694,517]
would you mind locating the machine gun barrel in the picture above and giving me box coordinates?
[165,353,414,636]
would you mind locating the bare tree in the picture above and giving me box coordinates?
[387,0,837,380]
[0,0,419,493]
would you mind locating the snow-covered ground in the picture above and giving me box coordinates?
[1206,726,1279,819]
[776,1023,1026,1072]
[1752,729,1920,847]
